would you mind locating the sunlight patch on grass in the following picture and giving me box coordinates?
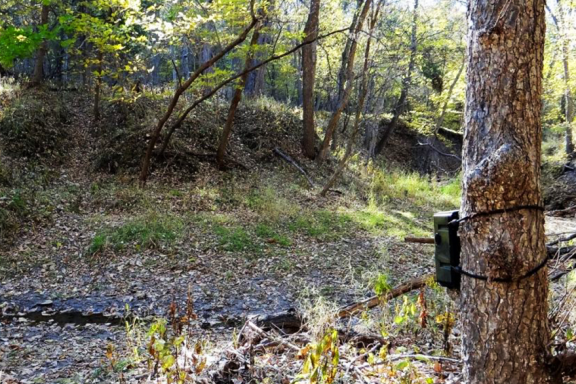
[245,186,299,221]
[370,169,460,210]
[345,205,430,239]
[288,210,352,240]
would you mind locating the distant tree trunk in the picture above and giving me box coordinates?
[421,55,465,172]
[54,30,67,86]
[151,54,161,85]
[170,46,178,87]
[200,42,214,96]
[557,0,574,156]
[29,4,49,86]
[317,0,372,163]
[301,0,321,159]
[374,0,419,154]
[320,1,380,195]
[181,44,190,79]
[547,1,574,156]
[93,51,103,120]
[460,1,556,383]
[216,22,264,168]
[332,0,361,112]
[329,0,362,152]
[245,1,274,98]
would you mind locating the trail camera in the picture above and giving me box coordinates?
[434,210,461,290]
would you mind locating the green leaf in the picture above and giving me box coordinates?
[161,355,175,370]
[395,360,410,370]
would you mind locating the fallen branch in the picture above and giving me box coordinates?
[273,147,315,188]
[548,206,576,218]
[387,354,460,363]
[438,126,463,138]
[337,274,432,318]
[547,232,576,246]
[244,321,300,352]
[550,265,576,281]
[405,237,435,244]
[417,141,462,161]
[547,245,576,257]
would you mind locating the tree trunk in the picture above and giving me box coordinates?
[460,1,556,383]
[316,0,372,163]
[320,1,380,196]
[181,44,190,79]
[29,4,49,86]
[557,0,574,156]
[422,55,465,173]
[301,0,321,159]
[547,0,575,156]
[216,23,264,168]
[332,0,361,112]
[94,50,103,121]
[0,63,8,77]
[374,0,418,154]
[245,0,274,98]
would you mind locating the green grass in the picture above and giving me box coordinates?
[245,186,298,221]
[255,223,291,246]
[288,210,352,239]
[215,225,259,253]
[370,169,460,208]
[88,213,183,254]
[346,205,430,238]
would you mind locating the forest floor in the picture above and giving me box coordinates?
[0,90,575,383]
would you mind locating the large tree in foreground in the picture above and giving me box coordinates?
[460,0,554,382]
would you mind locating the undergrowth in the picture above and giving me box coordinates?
[0,90,72,160]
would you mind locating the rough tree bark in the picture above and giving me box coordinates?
[316,0,372,163]
[216,21,264,168]
[460,1,556,382]
[374,0,418,154]
[301,0,321,159]
[29,3,49,87]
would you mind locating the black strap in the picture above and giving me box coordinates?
[448,204,547,282]
[452,253,549,283]
[449,204,545,227]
